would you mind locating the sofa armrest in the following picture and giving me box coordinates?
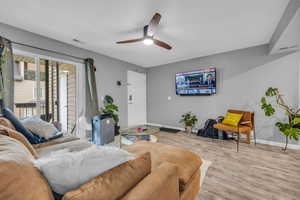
[120,162,180,200]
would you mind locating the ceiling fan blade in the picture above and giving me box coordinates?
[143,25,149,37]
[148,13,161,36]
[154,39,172,50]
[116,38,144,44]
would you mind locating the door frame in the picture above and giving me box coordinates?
[13,48,83,134]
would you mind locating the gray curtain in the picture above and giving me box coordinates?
[84,58,100,120]
[0,37,14,111]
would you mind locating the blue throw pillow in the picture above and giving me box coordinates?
[2,108,40,144]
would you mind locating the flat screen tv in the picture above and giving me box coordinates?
[175,68,216,95]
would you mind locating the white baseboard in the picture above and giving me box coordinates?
[147,123,184,131]
[254,139,300,150]
[147,123,300,149]
[146,123,198,133]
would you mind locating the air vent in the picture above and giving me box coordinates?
[72,38,84,44]
[279,47,289,51]
[279,45,299,51]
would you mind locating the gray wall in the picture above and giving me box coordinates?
[147,45,300,145]
[0,23,146,128]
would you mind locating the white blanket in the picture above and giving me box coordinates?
[34,146,134,194]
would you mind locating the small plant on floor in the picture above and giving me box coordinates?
[260,87,300,151]
[180,112,198,133]
[101,95,120,135]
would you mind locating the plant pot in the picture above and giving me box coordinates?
[185,126,193,133]
[115,125,120,136]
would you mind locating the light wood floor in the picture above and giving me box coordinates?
[157,132,300,200]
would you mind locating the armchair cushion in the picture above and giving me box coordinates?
[214,123,251,134]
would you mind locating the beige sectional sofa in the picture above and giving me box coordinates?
[0,117,202,200]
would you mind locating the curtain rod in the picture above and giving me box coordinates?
[11,41,86,61]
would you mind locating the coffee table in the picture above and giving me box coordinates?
[119,125,160,148]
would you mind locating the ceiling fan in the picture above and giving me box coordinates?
[116,13,172,50]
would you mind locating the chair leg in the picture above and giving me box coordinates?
[237,133,240,152]
[253,127,257,146]
[246,133,251,144]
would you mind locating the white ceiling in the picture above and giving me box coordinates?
[0,0,289,67]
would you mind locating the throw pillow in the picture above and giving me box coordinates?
[0,125,39,158]
[0,117,16,130]
[34,145,135,194]
[21,116,59,140]
[2,108,39,144]
[222,112,243,127]
[63,152,151,200]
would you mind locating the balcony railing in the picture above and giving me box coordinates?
[14,101,49,120]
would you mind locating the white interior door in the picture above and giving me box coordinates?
[127,71,147,127]
[59,73,68,132]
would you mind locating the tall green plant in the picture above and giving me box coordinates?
[260,87,300,150]
[101,95,119,125]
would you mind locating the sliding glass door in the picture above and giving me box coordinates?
[13,53,77,134]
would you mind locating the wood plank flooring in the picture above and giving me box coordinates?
[157,132,300,200]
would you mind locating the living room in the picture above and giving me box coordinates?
[0,1,300,200]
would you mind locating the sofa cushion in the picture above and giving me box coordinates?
[0,125,39,158]
[36,139,91,158]
[121,162,179,200]
[63,152,151,200]
[0,135,54,200]
[180,168,200,200]
[213,123,251,133]
[0,116,16,130]
[33,136,80,149]
[2,108,40,144]
[124,141,202,192]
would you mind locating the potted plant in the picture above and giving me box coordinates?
[101,95,120,135]
[260,87,300,150]
[180,112,198,133]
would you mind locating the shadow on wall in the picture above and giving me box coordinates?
[147,44,300,145]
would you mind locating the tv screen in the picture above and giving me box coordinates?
[176,68,216,95]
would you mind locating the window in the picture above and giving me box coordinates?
[14,61,23,81]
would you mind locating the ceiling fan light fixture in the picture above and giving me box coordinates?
[143,38,154,46]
